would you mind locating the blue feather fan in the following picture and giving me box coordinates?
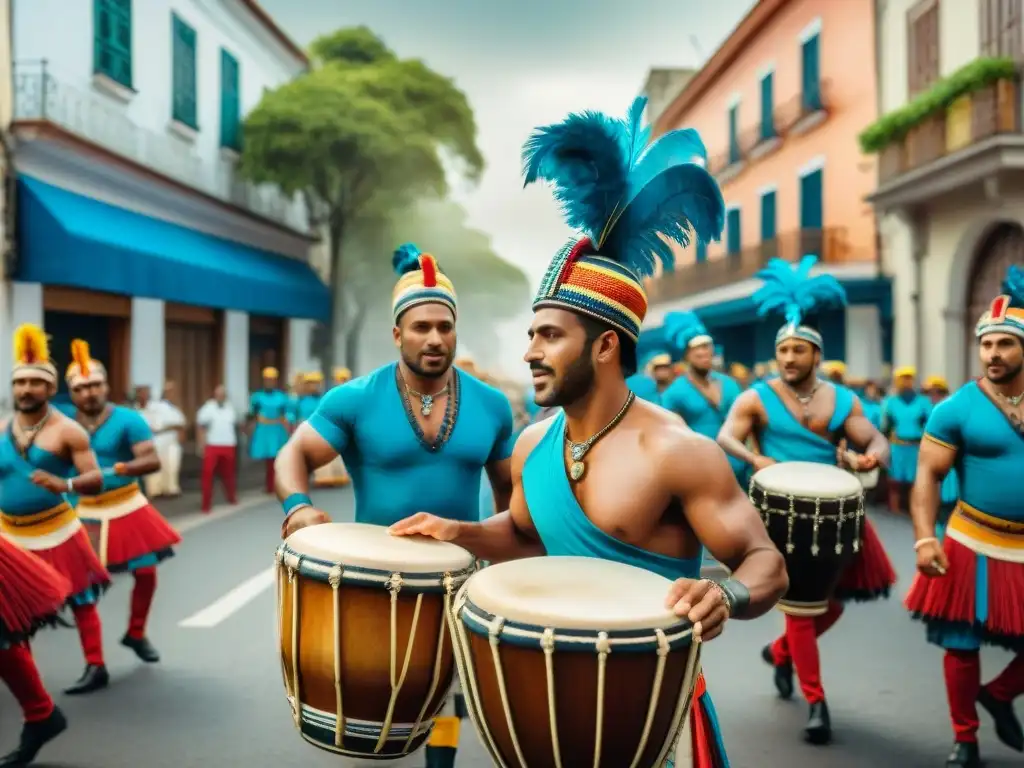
[751,255,848,327]
[392,243,423,275]
[522,96,725,280]
[1004,264,1024,305]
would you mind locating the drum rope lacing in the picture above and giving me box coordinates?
[748,477,865,557]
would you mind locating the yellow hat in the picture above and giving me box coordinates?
[65,339,107,387]
[823,361,846,376]
[333,367,351,383]
[924,375,948,391]
[894,365,916,379]
[647,353,672,371]
[729,362,749,377]
[262,367,279,379]
[12,324,57,384]
[303,371,324,383]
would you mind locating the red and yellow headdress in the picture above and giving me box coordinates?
[976,265,1024,342]
[12,324,57,384]
[65,339,106,387]
[391,243,457,324]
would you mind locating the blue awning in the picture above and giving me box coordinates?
[16,176,331,322]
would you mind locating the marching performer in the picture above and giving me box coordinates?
[276,242,517,768]
[716,257,895,745]
[905,265,1024,768]
[311,368,351,488]
[661,311,747,485]
[248,367,292,494]
[392,96,789,766]
[882,366,932,514]
[293,371,322,424]
[67,340,182,667]
[626,351,668,403]
[0,325,111,696]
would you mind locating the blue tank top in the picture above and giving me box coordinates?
[0,432,75,516]
[80,405,154,491]
[754,381,854,465]
[883,392,932,441]
[250,390,292,420]
[307,363,516,527]
[661,373,741,439]
[924,382,1024,521]
[522,411,703,582]
[626,373,661,405]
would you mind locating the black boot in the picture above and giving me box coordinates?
[761,644,793,700]
[978,686,1024,751]
[945,741,981,767]
[63,664,109,695]
[0,706,68,766]
[804,700,831,745]
[121,634,160,663]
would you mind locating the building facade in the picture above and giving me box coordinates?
[1,0,328,425]
[640,0,889,376]
[868,0,1024,387]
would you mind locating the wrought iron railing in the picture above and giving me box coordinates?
[12,60,307,232]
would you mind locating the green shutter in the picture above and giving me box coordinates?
[759,73,774,140]
[220,49,241,150]
[760,191,777,240]
[93,0,133,88]
[800,169,824,230]
[728,105,740,164]
[726,208,741,255]
[172,15,198,129]
[801,34,821,112]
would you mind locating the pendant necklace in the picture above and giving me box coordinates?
[564,391,636,482]
[12,406,51,459]
[783,379,820,424]
[1001,391,1024,408]
[403,378,450,416]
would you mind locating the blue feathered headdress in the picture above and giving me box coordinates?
[390,242,457,323]
[976,264,1024,341]
[524,97,725,341]
[664,310,713,354]
[751,255,847,349]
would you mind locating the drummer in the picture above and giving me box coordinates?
[390,97,789,766]
[716,256,895,746]
[275,242,516,768]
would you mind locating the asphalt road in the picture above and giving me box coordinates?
[2,489,1020,768]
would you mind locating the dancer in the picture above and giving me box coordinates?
[248,366,291,494]
[392,96,789,766]
[67,340,181,669]
[275,242,516,768]
[0,325,110,695]
[0,538,71,766]
[882,366,932,513]
[905,265,1024,768]
[626,351,668,403]
[661,311,747,485]
[716,257,895,745]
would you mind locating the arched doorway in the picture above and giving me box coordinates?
[965,222,1024,375]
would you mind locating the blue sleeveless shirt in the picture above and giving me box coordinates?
[662,373,745,476]
[0,433,75,516]
[626,373,661,405]
[77,406,153,491]
[522,411,703,582]
[882,392,932,441]
[753,381,855,465]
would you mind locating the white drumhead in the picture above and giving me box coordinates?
[754,461,862,498]
[857,468,880,490]
[465,556,681,631]
[285,522,475,573]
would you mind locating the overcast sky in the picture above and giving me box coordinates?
[258,0,755,373]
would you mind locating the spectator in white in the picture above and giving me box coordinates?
[136,383,185,497]
[196,385,239,513]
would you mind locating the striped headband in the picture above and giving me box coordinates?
[976,294,1024,342]
[392,250,457,324]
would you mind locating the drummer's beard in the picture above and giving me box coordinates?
[538,355,594,408]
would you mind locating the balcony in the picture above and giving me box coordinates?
[645,226,852,306]
[709,80,833,182]
[11,61,307,233]
[869,74,1024,212]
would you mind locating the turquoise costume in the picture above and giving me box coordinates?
[861,398,883,431]
[249,389,292,460]
[294,393,320,424]
[753,381,853,463]
[881,392,931,484]
[307,363,515,527]
[626,372,661,404]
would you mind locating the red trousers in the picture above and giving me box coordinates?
[945,649,1024,742]
[201,446,238,511]
[264,460,275,494]
[769,600,845,704]
[0,642,54,722]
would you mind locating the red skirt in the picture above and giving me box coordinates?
[0,536,72,644]
[676,673,729,768]
[77,486,181,572]
[833,517,897,602]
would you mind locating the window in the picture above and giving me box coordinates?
[726,208,741,255]
[760,190,777,241]
[980,0,1023,58]
[93,0,132,88]
[908,0,940,96]
[220,49,241,150]
[696,241,708,263]
[801,34,821,113]
[759,73,775,140]
[728,104,740,164]
[800,168,824,230]
[172,14,198,129]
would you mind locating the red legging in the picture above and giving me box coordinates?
[769,601,845,703]
[946,649,1024,742]
[0,643,54,721]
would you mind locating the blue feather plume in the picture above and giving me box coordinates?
[392,243,422,276]
[663,310,709,353]
[523,96,724,280]
[751,256,848,327]
[1003,264,1024,305]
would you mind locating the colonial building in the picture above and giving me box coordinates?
[867,0,1024,386]
[1,0,328,424]
[639,0,890,377]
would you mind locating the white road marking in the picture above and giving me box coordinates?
[174,493,268,535]
[179,567,276,628]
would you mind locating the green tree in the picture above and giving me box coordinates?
[238,26,484,369]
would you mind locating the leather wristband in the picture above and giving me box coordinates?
[715,578,751,618]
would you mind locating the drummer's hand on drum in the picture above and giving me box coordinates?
[281,506,331,539]
[915,538,949,578]
[389,512,460,542]
[751,455,776,473]
[665,578,730,642]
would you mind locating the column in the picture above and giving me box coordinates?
[129,298,164,391]
[223,311,249,415]
[287,319,319,379]
[844,304,883,380]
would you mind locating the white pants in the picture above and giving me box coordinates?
[145,442,182,497]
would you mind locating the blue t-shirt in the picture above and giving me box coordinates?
[84,405,153,491]
[308,362,515,526]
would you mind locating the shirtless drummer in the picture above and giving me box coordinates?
[391,96,789,765]
[716,257,895,745]
[276,242,516,768]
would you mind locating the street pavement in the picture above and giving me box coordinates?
[2,488,1021,767]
